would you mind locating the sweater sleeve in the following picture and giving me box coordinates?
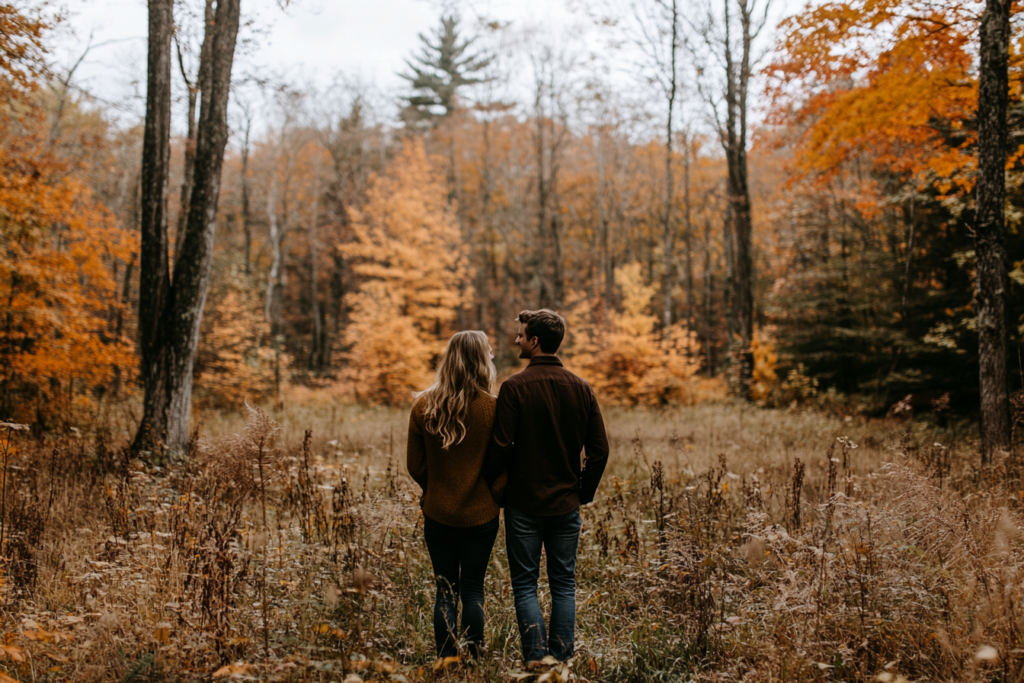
[483,381,518,486]
[406,405,428,492]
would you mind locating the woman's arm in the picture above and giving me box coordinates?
[406,406,428,492]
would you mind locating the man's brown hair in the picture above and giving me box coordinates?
[517,309,566,353]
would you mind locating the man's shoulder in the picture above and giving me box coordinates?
[508,361,595,392]
[559,364,593,387]
[544,362,594,391]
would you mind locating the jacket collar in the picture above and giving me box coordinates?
[527,355,563,367]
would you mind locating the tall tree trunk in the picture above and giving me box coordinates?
[682,132,695,355]
[532,54,566,310]
[976,0,1013,462]
[662,0,679,333]
[172,0,213,265]
[241,110,253,275]
[551,214,564,307]
[535,82,550,308]
[721,0,756,397]
[309,165,324,374]
[703,216,715,377]
[174,45,197,260]
[264,167,284,398]
[595,129,614,310]
[479,115,494,331]
[134,0,173,452]
[133,0,242,453]
[723,203,737,373]
[900,197,916,324]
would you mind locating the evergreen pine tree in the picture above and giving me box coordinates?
[399,15,491,124]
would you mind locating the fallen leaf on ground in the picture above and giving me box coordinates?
[0,647,23,662]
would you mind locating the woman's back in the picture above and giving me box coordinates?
[407,391,502,527]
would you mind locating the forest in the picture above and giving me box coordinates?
[3,0,1021,435]
[1,0,1024,681]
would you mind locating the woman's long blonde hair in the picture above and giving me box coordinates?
[416,331,496,449]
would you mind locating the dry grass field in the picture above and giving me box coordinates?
[0,401,1018,682]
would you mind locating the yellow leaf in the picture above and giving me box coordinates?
[0,646,24,662]
[432,655,461,673]
[213,662,253,678]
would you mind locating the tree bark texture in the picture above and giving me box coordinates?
[682,133,694,354]
[134,0,242,453]
[241,113,252,274]
[134,0,173,452]
[532,54,566,310]
[721,0,756,395]
[662,0,679,333]
[703,216,715,377]
[172,0,213,266]
[976,0,1012,461]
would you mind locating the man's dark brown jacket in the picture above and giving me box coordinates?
[484,356,609,516]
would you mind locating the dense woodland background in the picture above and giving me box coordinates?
[4,4,1024,678]
[2,0,1023,432]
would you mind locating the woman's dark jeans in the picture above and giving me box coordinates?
[423,515,500,658]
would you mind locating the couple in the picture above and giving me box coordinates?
[406,309,610,667]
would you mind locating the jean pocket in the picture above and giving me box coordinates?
[506,508,537,536]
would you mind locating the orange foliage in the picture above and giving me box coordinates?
[767,0,1004,191]
[749,330,779,405]
[195,270,279,409]
[565,263,707,406]
[0,7,132,424]
[0,4,47,99]
[341,139,472,405]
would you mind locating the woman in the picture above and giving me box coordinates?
[407,331,505,661]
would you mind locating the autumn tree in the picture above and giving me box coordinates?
[690,0,773,394]
[310,80,385,371]
[765,0,1024,416]
[399,15,492,124]
[624,0,685,332]
[0,5,134,425]
[529,39,575,309]
[565,263,701,405]
[342,139,472,405]
[194,268,277,409]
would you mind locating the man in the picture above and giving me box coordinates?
[485,309,609,666]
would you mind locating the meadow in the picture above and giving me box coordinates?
[0,400,1017,683]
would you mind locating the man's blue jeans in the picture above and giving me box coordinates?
[504,506,582,662]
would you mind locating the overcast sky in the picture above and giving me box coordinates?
[56,0,807,131]
[59,1,573,107]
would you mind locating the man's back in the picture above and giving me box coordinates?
[487,356,609,516]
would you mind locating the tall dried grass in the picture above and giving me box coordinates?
[0,402,1015,682]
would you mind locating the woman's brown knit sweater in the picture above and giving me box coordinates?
[406,392,506,527]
